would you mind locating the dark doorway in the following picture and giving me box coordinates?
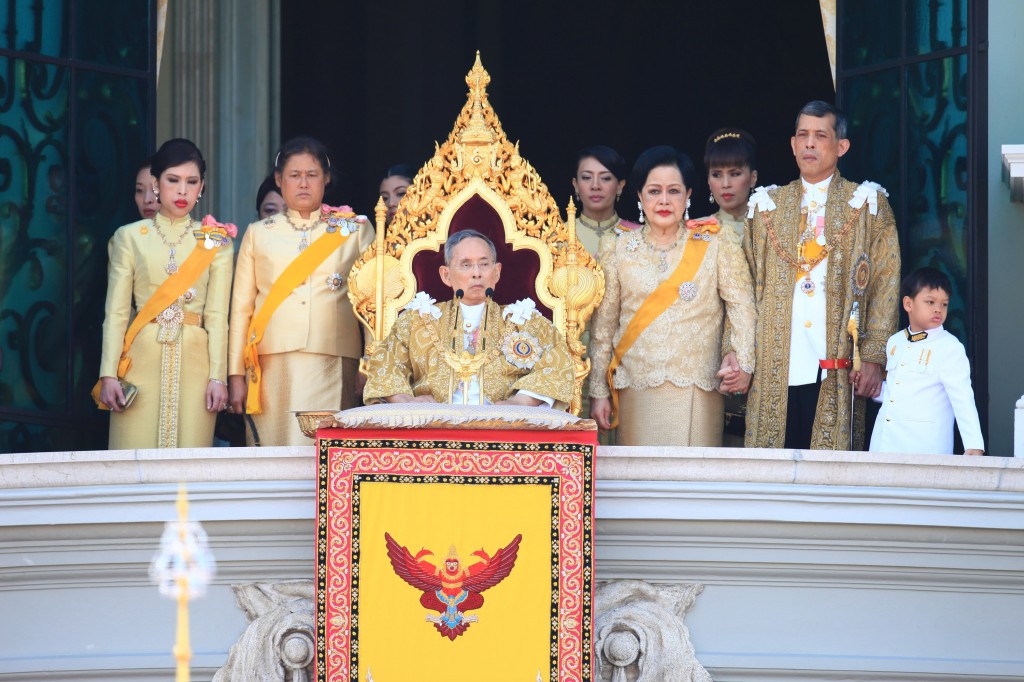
[281,0,835,217]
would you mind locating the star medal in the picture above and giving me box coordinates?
[325,273,343,291]
[678,281,698,302]
[501,331,542,369]
[800,277,816,297]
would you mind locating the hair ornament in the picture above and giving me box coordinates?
[713,132,742,143]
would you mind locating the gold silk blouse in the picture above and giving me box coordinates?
[588,225,756,398]
[99,214,232,380]
[575,212,642,256]
[228,208,375,376]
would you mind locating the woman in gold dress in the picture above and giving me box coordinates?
[98,138,234,448]
[228,137,374,445]
[588,146,757,446]
[571,145,640,255]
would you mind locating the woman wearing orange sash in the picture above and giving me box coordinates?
[228,137,374,445]
[571,145,640,256]
[98,138,234,448]
[588,146,757,446]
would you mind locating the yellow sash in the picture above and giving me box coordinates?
[92,236,221,409]
[243,228,352,414]
[606,227,713,428]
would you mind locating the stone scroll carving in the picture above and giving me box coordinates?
[213,580,315,682]
[594,580,713,682]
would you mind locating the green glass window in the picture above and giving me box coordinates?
[0,1,154,453]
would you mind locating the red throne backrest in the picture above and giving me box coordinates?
[410,194,552,319]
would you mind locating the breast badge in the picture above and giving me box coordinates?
[502,331,543,369]
[385,532,522,640]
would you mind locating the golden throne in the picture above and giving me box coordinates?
[348,53,604,414]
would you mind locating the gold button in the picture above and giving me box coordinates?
[889,399,894,403]
[300,301,307,305]
[900,362,905,367]
[886,417,891,422]
[804,320,812,328]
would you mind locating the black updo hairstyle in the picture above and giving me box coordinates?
[135,155,155,176]
[703,128,758,172]
[274,136,332,182]
[150,138,206,180]
[381,163,417,183]
[630,146,697,193]
[574,145,628,182]
[255,175,279,214]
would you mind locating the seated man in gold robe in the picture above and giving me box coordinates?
[363,230,575,409]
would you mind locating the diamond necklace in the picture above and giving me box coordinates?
[154,216,194,274]
[284,212,321,252]
[645,228,683,273]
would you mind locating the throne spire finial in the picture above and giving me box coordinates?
[460,51,495,145]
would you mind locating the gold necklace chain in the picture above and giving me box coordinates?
[153,216,193,274]
[762,205,862,274]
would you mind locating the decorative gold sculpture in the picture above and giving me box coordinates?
[348,52,605,414]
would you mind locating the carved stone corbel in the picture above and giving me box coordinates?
[213,580,315,682]
[594,580,713,682]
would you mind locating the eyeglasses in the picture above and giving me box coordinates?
[451,260,496,273]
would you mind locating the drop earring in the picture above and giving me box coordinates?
[198,192,203,199]
[709,192,715,204]
[685,198,691,220]
[637,200,645,224]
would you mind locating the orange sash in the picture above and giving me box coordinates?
[243,228,354,415]
[92,236,222,409]
[606,223,715,428]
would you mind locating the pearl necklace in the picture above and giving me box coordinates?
[284,212,321,252]
[154,216,193,274]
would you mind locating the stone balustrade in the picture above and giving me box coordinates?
[2,445,1023,681]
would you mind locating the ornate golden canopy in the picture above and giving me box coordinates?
[348,52,604,414]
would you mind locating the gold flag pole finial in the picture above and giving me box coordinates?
[151,483,216,682]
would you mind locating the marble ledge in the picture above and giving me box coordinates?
[2,444,1023,494]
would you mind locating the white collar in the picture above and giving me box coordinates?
[801,175,833,194]
[459,301,486,330]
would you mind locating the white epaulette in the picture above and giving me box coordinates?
[848,181,889,216]
[747,185,780,218]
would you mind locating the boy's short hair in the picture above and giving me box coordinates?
[901,267,952,299]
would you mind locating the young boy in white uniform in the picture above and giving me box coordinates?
[869,267,984,456]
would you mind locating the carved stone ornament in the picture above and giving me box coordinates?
[213,580,315,682]
[347,52,604,414]
[594,580,713,682]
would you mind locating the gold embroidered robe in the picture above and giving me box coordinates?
[363,300,575,409]
[744,172,901,449]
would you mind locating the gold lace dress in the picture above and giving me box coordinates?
[588,225,756,446]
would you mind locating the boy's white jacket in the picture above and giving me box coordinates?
[870,326,984,454]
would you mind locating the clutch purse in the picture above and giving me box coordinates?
[91,378,139,410]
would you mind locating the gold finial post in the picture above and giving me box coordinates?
[150,483,216,682]
[373,196,388,342]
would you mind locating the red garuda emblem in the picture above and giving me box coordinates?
[384,532,522,641]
